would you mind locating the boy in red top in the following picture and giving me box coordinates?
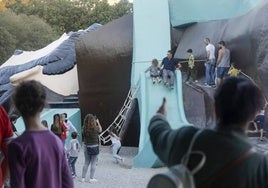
[0,106,14,186]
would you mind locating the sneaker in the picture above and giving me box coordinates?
[204,83,211,87]
[170,85,174,89]
[194,80,198,83]
[152,78,156,84]
[81,178,85,182]
[157,78,162,83]
[89,178,98,183]
[165,83,169,87]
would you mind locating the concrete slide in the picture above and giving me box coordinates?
[131,0,191,167]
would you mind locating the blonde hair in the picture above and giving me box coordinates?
[152,59,159,67]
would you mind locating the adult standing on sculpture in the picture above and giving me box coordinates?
[216,41,230,87]
[160,50,180,89]
[204,38,216,86]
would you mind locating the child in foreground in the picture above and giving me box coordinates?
[8,80,74,188]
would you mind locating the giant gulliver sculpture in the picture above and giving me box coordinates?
[1,0,268,147]
[76,1,268,146]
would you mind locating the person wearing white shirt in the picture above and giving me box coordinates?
[62,113,77,137]
[204,38,216,86]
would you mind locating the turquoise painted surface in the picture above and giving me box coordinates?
[131,0,170,86]
[169,0,264,27]
[133,72,191,167]
[132,0,191,167]
[14,108,82,147]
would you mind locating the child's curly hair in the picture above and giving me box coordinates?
[12,80,46,118]
[152,59,159,67]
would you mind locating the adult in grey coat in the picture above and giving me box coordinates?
[149,76,268,188]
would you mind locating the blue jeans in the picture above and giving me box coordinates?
[112,142,122,162]
[68,156,78,176]
[163,69,175,86]
[217,67,229,79]
[205,59,215,85]
[82,145,98,179]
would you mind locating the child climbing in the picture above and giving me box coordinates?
[228,63,240,76]
[145,58,162,84]
[109,127,123,164]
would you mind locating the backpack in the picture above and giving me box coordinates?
[147,130,206,188]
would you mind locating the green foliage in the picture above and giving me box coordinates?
[0,10,58,65]
[0,0,133,65]
[6,0,133,34]
[0,26,17,64]
[112,0,133,19]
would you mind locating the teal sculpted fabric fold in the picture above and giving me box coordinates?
[169,0,264,27]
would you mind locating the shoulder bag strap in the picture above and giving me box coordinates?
[181,129,206,175]
[202,147,256,188]
[182,129,203,165]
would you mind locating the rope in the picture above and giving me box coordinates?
[99,86,139,144]
[239,71,268,104]
[179,59,207,64]
[134,59,207,64]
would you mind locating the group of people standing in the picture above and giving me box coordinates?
[145,38,232,90]
[0,79,125,187]
[204,38,231,87]
[50,113,77,146]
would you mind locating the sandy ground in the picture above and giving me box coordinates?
[73,137,268,188]
[73,146,167,188]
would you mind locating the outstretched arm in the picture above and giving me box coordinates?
[96,119,102,133]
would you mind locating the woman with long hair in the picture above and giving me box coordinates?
[51,114,68,146]
[81,114,102,183]
[51,114,62,138]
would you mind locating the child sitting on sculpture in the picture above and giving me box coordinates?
[145,59,162,84]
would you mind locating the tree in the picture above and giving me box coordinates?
[0,26,17,64]
[1,0,133,64]
[0,10,58,65]
[6,0,133,34]
[112,0,133,18]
